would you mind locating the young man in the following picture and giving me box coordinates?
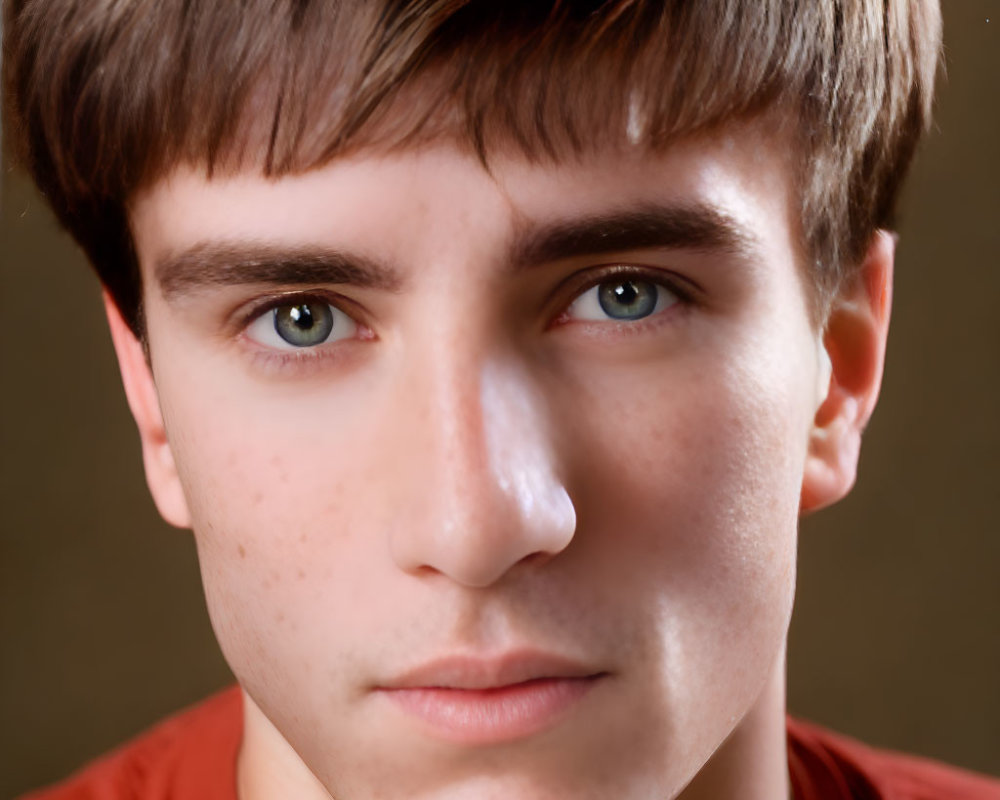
[4,1,997,798]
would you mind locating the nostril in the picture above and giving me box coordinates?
[389,482,577,588]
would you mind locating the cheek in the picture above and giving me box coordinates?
[156,375,389,690]
[562,344,808,568]
[554,332,812,712]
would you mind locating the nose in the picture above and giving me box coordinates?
[387,349,576,588]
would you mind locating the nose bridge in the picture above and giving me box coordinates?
[434,331,493,498]
[478,360,557,521]
[390,328,576,587]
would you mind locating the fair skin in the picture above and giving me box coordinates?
[108,121,891,800]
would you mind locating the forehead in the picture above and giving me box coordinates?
[130,121,802,284]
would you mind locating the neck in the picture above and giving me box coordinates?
[238,694,331,800]
[677,651,791,800]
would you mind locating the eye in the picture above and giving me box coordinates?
[566,277,678,322]
[245,299,358,349]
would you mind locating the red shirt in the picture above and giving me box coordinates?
[21,688,1000,799]
[787,717,1000,800]
[21,689,242,800]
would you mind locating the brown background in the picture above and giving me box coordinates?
[1,3,997,796]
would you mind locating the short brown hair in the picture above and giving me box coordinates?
[4,0,941,335]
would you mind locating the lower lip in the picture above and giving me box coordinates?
[381,676,601,744]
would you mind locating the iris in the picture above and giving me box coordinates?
[273,303,335,346]
[597,280,659,320]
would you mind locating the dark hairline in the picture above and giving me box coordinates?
[4,0,942,336]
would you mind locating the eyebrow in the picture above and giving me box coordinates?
[154,201,758,299]
[509,202,760,270]
[155,243,403,300]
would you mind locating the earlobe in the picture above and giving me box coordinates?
[800,231,894,513]
[103,293,192,529]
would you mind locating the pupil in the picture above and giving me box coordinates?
[289,305,313,329]
[598,280,657,320]
[613,283,639,305]
[274,302,334,346]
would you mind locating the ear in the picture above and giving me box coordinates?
[800,230,894,513]
[104,293,192,528]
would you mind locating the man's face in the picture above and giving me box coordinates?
[127,124,826,799]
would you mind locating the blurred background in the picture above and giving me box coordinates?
[1,2,997,796]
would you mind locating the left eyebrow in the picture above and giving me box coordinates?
[153,241,403,300]
[507,201,761,270]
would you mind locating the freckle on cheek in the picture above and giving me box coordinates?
[238,544,246,559]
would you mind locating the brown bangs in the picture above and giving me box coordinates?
[4,0,941,333]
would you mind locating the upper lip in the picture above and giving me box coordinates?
[380,650,604,690]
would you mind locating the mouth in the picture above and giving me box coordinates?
[376,652,608,744]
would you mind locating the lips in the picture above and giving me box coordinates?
[377,652,606,744]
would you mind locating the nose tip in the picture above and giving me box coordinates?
[389,358,577,588]
[424,475,576,588]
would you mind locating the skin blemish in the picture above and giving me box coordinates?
[238,544,246,559]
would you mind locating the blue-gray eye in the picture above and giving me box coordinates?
[597,280,659,320]
[246,300,357,350]
[273,303,334,347]
[566,277,676,322]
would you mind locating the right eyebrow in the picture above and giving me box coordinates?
[508,201,761,271]
[154,241,403,300]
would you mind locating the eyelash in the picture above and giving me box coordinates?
[236,265,697,369]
